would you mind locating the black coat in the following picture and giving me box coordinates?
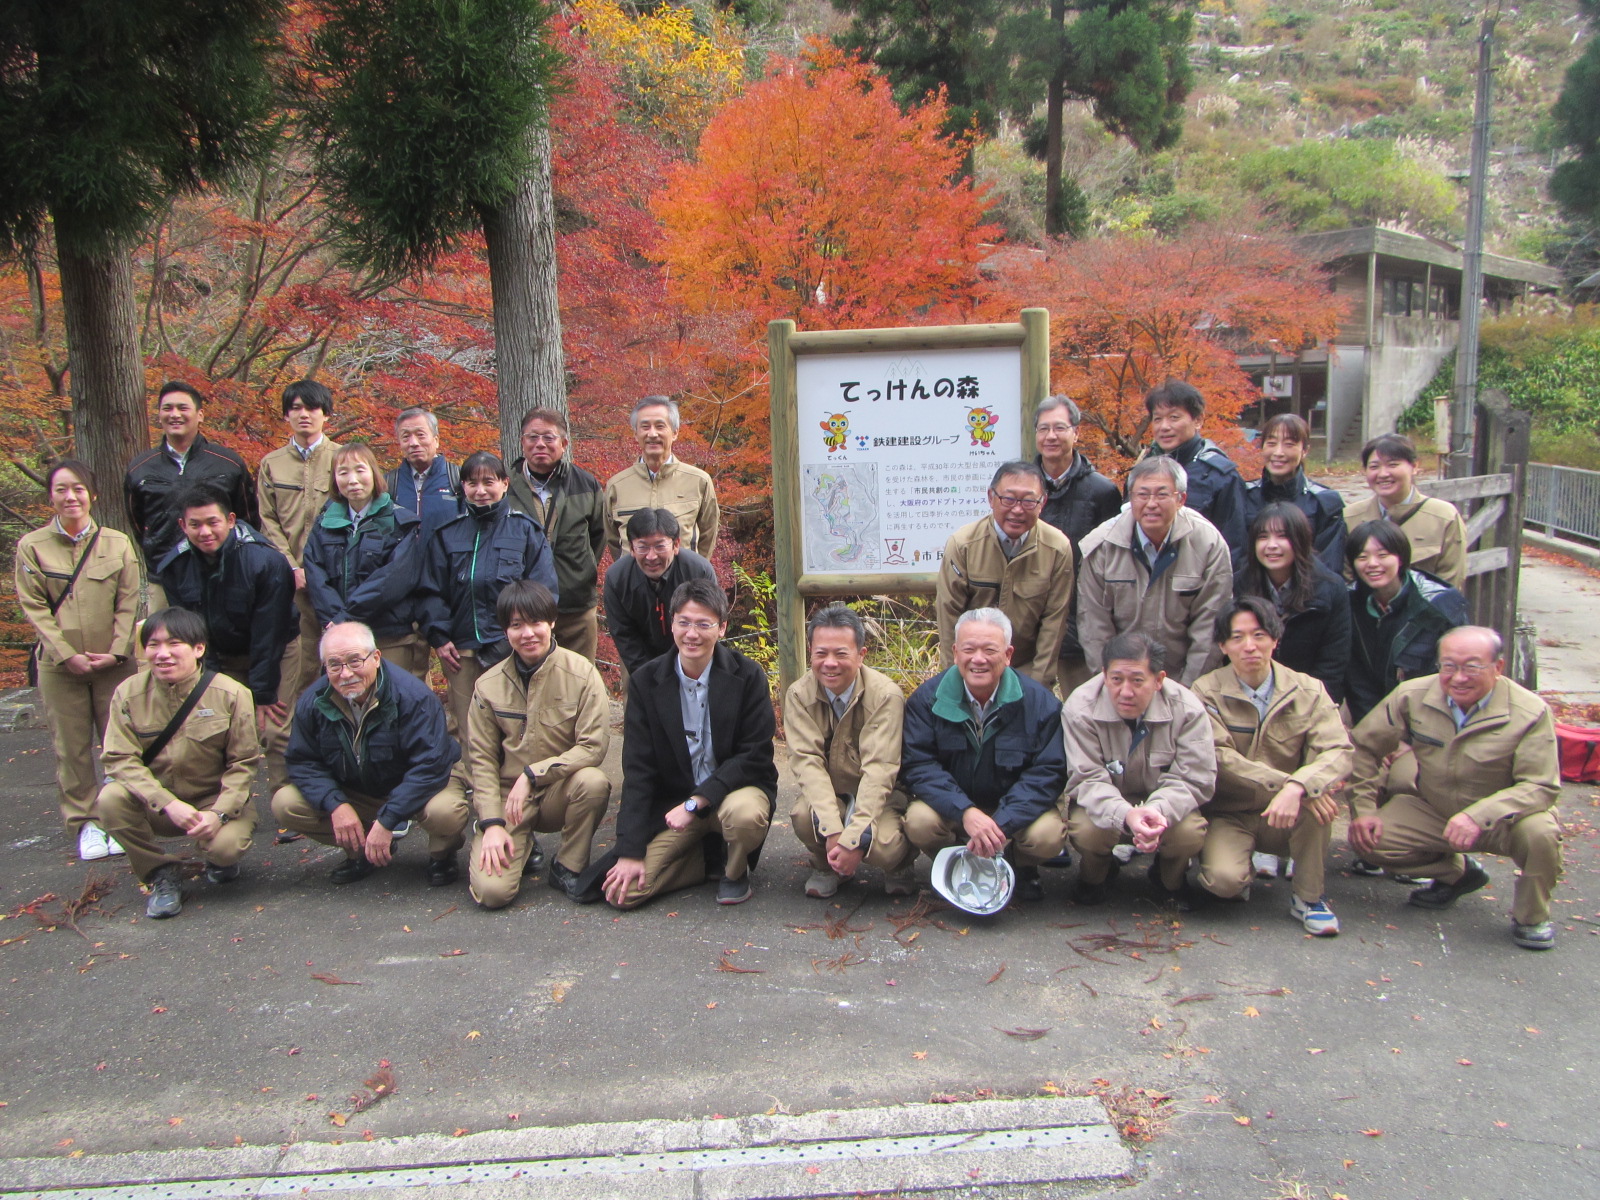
[506,458,607,614]
[125,433,257,566]
[1234,560,1352,703]
[285,662,460,830]
[1346,570,1469,724]
[1243,469,1347,576]
[1038,451,1122,659]
[417,499,558,665]
[155,521,296,705]
[615,641,777,859]
[302,494,423,641]
[1146,436,1247,572]
[603,549,718,676]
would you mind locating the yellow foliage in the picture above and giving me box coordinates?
[574,0,745,145]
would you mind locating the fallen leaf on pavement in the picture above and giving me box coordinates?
[167,1118,182,1127]
[1202,1095,1221,1104]
[551,983,569,1003]
[311,973,362,986]
[439,949,466,957]
[706,1002,718,1009]
[986,963,1007,984]
[1234,1116,1251,1126]
[328,1113,348,1128]
[466,1031,482,1040]
[1171,993,1215,1006]
[1308,1048,1325,1054]
[1495,1120,1510,1128]
[912,1051,928,1059]
[1242,1006,1260,1018]
[1457,1059,1473,1066]
[1361,1128,1383,1137]
[995,1027,1050,1040]
[452,1128,469,1137]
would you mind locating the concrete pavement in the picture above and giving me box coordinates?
[2,553,1599,1199]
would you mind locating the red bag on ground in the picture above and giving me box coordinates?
[1555,723,1600,783]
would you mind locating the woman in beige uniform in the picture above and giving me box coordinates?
[15,460,142,860]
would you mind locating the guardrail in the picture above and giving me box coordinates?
[1526,463,1600,544]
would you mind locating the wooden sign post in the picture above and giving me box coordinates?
[769,309,1051,693]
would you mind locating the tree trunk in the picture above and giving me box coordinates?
[1043,0,1067,237]
[482,121,568,462]
[56,231,147,537]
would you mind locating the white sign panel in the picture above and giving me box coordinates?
[794,346,1024,575]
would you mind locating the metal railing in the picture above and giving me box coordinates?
[1525,463,1600,544]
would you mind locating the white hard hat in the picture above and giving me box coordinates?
[930,845,1015,916]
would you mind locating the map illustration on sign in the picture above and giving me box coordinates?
[793,345,1023,575]
[803,463,880,570]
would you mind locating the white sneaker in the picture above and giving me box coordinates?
[103,832,125,856]
[804,869,841,898]
[1252,852,1280,879]
[77,824,110,861]
[1111,843,1137,864]
[391,820,412,840]
[1290,894,1340,937]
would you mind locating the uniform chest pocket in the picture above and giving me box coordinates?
[994,746,1028,771]
[184,713,232,751]
[1170,573,1203,598]
[493,547,528,582]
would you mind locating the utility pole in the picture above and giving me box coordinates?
[1450,13,1495,478]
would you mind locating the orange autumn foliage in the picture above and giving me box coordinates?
[996,226,1350,476]
[653,44,1004,504]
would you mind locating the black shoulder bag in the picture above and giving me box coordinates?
[141,670,218,767]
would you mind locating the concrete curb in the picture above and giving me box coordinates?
[3,1098,1129,1197]
[0,687,38,731]
[1524,529,1600,570]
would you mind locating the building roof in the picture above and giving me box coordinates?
[1294,226,1563,289]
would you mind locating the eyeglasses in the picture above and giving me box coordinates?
[673,618,719,633]
[1035,423,1075,435]
[1438,661,1491,677]
[523,432,563,444]
[1131,489,1177,503]
[991,492,1043,510]
[325,649,377,674]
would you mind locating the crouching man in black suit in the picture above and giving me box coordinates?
[599,577,778,908]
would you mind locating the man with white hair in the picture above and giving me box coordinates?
[900,607,1070,904]
[603,395,720,562]
[1077,454,1233,685]
[272,621,470,887]
[1347,625,1563,950]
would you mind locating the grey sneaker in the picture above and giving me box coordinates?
[804,869,840,899]
[391,819,412,840]
[204,862,240,885]
[883,859,918,897]
[145,867,183,919]
[1512,921,1555,950]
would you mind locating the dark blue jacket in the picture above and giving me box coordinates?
[155,520,296,705]
[1235,559,1353,704]
[386,456,463,543]
[302,493,422,641]
[900,665,1068,835]
[285,661,460,830]
[417,499,558,665]
[1147,436,1248,572]
[1346,569,1469,724]
[1244,469,1347,576]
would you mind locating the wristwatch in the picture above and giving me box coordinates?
[683,797,708,817]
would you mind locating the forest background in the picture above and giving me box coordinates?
[3,0,1599,683]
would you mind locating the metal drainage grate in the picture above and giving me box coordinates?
[12,1125,1117,1200]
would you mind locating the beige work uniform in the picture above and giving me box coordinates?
[611,787,773,908]
[1344,492,1467,590]
[1191,664,1353,904]
[603,458,720,562]
[936,518,1075,691]
[16,521,142,831]
[257,438,342,786]
[1077,508,1233,686]
[1349,675,1562,925]
[95,669,261,882]
[466,647,613,907]
[784,665,910,875]
[1063,676,1214,889]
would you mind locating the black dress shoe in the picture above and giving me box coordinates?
[426,855,460,887]
[204,862,240,885]
[1408,858,1489,909]
[548,859,602,903]
[1014,865,1044,903]
[1147,862,1201,913]
[522,841,546,876]
[1073,879,1111,906]
[330,856,375,885]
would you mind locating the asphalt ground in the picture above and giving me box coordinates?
[3,551,1599,1199]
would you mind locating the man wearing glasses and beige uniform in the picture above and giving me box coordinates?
[936,462,1075,694]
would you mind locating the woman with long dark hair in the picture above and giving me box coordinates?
[1235,502,1351,703]
[1243,414,1346,574]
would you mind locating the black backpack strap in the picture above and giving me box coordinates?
[47,528,101,617]
[141,669,218,767]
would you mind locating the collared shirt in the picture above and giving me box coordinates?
[163,440,191,473]
[676,655,716,786]
[349,502,372,525]
[1447,695,1489,730]
[963,682,996,726]
[1043,463,1072,488]
[1136,524,1168,560]
[643,455,677,483]
[51,517,92,545]
[1238,669,1276,722]
[1376,488,1422,521]
[524,466,553,508]
[823,678,857,723]
[292,434,325,462]
[992,520,1029,560]
[1269,577,1292,613]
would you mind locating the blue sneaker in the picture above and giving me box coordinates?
[1290,895,1340,937]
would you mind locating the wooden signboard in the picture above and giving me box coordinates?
[769,310,1050,691]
